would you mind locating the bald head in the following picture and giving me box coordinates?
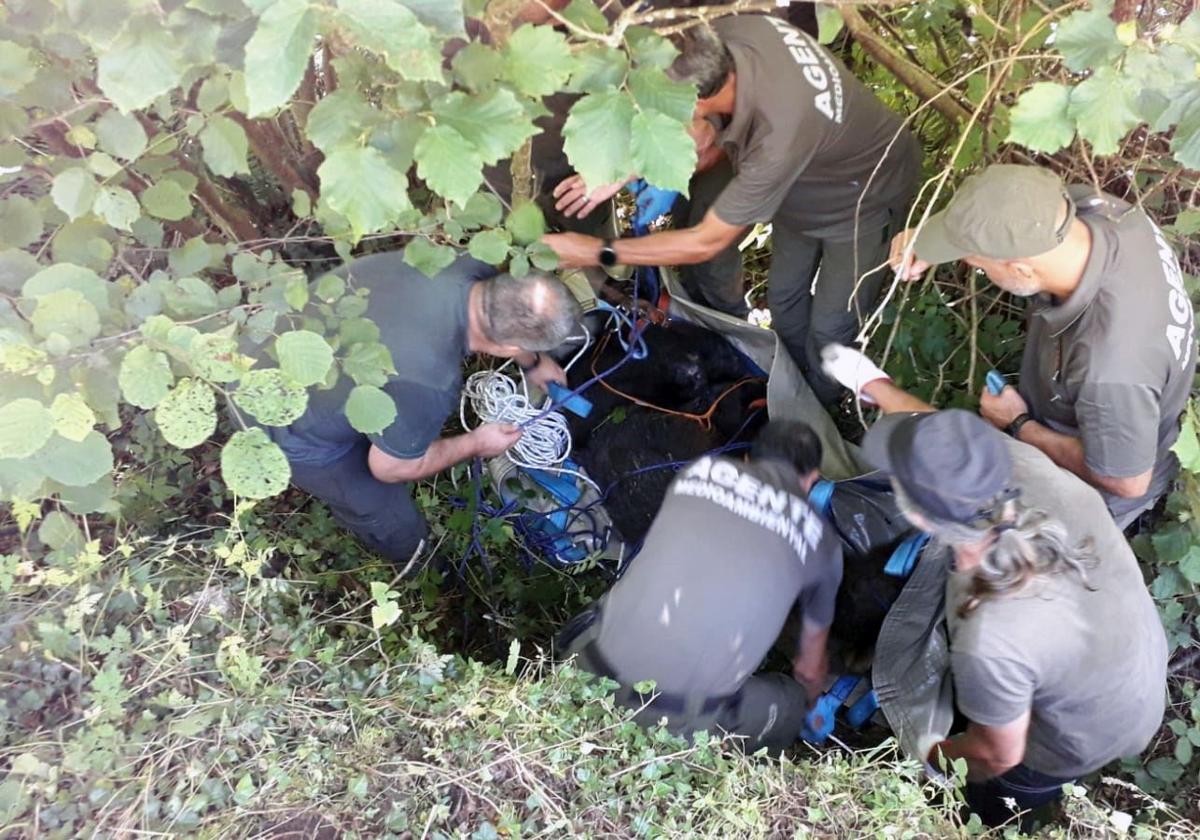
[480,272,582,351]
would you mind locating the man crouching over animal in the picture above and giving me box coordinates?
[557,421,843,753]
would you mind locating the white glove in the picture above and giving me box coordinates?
[820,344,890,404]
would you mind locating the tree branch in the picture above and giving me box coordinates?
[230,114,318,202]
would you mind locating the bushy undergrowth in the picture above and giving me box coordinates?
[1,524,1197,840]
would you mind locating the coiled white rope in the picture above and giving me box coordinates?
[461,369,573,469]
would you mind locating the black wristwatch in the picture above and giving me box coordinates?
[1006,413,1033,439]
[598,239,618,268]
[519,351,541,372]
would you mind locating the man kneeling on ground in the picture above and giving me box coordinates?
[823,343,1168,829]
[558,421,843,753]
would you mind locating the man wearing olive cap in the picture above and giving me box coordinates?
[820,345,1167,829]
[890,164,1196,527]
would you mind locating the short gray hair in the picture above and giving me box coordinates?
[480,272,582,351]
[892,481,1096,617]
[665,24,733,99]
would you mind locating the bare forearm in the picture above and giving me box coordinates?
[861,380,935,414]
[932,733,1017,782]
[371,433,478,483]
[613,227,735,267]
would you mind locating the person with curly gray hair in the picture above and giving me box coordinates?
[821,343,1168,830]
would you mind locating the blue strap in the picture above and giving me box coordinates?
[548,382,592,418]
[884,532,930,578]
[808,479,835,517]
[846,689,880,728]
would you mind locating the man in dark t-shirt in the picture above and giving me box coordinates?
[560,421,844,753]
[891,164,1196,526]
[543,14,920,405]
[255,250,581,567]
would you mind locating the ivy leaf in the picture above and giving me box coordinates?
[1054,0,1125,72]
[503,24,575,97]
[0,196,43,249]
[468,229,512,265]
[50,393,96,442]
[563,91,634,193]
[1067,67,1139,156]
[244,0,319,117]
[336,0,443,82]
[628,68,697,124]
[505,202,546,246]
[233,368,308,426]
[317,145,413,242]
[96,20,184,112]
[154,378,217,449]
[275,330,334,387]
[200,115,251,177]
[1007,82,1076,153]
[414,125,483,208]
[0,399,54,459]
[342,341,396,387]
[631,109,696,194]
[344,384,397,434]
[141,180,193,221]
[36,431,113,487]
[30,289,101,348]
[306,90,382,153]
[119,345,175,409]
[94,110,148,161]
[431,89,539,167]
[404,238,457,277]
[221,428,291,499]
[51,168,99,222]
[93,186,141,231]
[0,42,36,97]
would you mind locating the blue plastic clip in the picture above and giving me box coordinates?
[884,532,930,578]
[549,382,593,418]
[808,479,836,517]
[801,675,861,744]
[846,689,880,729]
[986,369,1007,396]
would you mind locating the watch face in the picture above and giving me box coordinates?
[599,245,617,267]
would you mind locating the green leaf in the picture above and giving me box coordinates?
[527,241,558,271]
[233,368,308,426]
[0,42,36,97]
[503,24,575,97]
[457,192,504,229]
[1173,411,1200,472]
[221,428,291,499]
[164,276,219,319]
[94,110,148,161]
[141,179,193,221]
[1179,546,1200,585]
[336,0,443,82]
[39,511,83,552]
[404,238,458,278]
[505,201,545,246]
[51,219,114,274]
[563,91,634,193]
[200,115,250,177]
[342,341,396,387]
[451,42,503,91]
[1067,68,1139,156]
[51,168,99,222]
[1169,94,1200,170]
[36,431,113,487]
[625,26,678,69]
[1007,82,1075,153]
[432,89,539,167]
[414,125,483,208]
[317,145,413,242]
[50,393,95,442]
[1175,737,1194,766]
[629,68,696,124]
[314,272,345,302]
[569,45,629,94]
[244,0,319,116]
[275,330,334,387]
[402,0,467,36]
[371,599,401,629]
[191,333,250,383]
[815,5,844,45]
[0,196,43,250]
[23,264,109,311]
[96,19,184,112]
[631,109,696,194]
[0,399,53,459]
[306,90,382,153]
[154,378,217,449]
[1054,0,1124,72]
[93,186,141,231]
[344,384,397,434]
[119,345,174,409]
[30,289,101,348]
[468,229,512,265]
[1147,756,1185,784]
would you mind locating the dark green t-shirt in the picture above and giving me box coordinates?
[710,13,920,239]
[1019,186,1197,523]
[594,455,843,698]
[266,250,494,467]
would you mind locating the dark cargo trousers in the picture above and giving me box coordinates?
[287,440,427,567]
[674,162,907,405]
[562,610,810,755]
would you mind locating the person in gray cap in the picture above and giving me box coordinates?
[558,420,843,754]
[889,163,1196,527]
[821,343,1168,829]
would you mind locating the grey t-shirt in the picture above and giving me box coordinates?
[710,14,920,239]
[266,251,495,467]
[595,455,843,698]
[945,437,1167,779]
[1020,186,1197,523]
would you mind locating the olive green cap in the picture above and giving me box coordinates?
[913,165,1076,265]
